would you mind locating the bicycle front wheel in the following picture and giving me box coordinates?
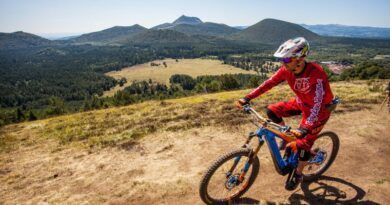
[302,131,340,181]
[199,148,260,205]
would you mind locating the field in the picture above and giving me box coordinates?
[103,58,257,97]
[0,80,389,204]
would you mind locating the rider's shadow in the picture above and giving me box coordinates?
[234,175,380,205]
[288,175,380,205]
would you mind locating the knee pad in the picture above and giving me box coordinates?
[298,149,311,161]
[266,108,283,123]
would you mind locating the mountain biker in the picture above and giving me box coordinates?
[237,37,334,190]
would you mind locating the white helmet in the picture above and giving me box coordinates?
[273,37,310,58]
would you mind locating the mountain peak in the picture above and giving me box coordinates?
[233,18,320,44]
[173,15,203,25]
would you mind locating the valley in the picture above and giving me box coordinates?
[103,58,257,97]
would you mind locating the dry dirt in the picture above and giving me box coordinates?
[1,106,389,205]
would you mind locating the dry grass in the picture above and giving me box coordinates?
[0,80,387,153]
[0,80,389,204]
[103,58,257,97]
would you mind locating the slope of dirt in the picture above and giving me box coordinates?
[1,80,389,204]
[1,104,389,205]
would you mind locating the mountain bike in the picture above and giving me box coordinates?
[199,104,340,205]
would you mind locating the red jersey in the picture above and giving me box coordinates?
[246,62,334,130]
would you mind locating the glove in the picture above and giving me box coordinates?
[289,128,308,139]
[286,128,308,153]
[235,97,251,109]
[286,141,298,153]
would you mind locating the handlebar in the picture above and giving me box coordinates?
[242,104,292,134]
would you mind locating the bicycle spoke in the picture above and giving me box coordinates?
[303,133,335,176]
[206,154,253,200]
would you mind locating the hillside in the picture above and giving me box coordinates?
[3,17,387,49]
[152,15,240,37]
[233,18,321,44]
[153,15,203,29]
[69,25,147,44]
[1,16,390,128]
[129,29,195,44]
[2,17,389,49]
[173,15,203,25]
[0,80,389,204]
[103,58,257,96]
[0,31,53,49]
[168,23,240,37]
[302,24,390,39]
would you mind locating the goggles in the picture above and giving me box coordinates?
[280,57,293,64]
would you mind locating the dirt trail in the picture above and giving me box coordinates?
[1,106,389,205]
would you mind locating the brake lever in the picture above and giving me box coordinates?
[280,126,291,132]
[243,104,251,113]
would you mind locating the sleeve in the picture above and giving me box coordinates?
[301,73,328,130]
[245,67,286,99]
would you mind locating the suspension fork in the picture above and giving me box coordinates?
[243,132,257,148]
[226,132,257,176]
[239,136,264,182]
[250,135,265,157]
[228,133,265,182]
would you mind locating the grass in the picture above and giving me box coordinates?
[0,80,387,152]
[375,178,390,185]
[103,58,257,97]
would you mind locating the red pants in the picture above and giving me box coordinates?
[267,98,330,151]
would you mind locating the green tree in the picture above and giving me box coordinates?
[207,80,222,92]
[16,108,24,121]
[118,77,127,87]
[220,75,239,90]
[90,95,102,109]
[46,96,65,115]
[170,74,196,90]
[28,110,37,121]
[248,76,261,88]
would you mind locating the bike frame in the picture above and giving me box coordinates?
[255,127,299,175]
[241,105,300,176]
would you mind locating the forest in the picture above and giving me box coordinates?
[0,38,389,126]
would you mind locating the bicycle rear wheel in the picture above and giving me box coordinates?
[199,148,260,205]
[302,131,340,181]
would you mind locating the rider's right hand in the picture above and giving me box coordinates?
[289,128,308,139]
[235,97,251,109]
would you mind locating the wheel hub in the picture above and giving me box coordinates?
[309,150,327,165]
[225,174,240,190]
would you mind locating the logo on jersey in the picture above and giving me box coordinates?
[306,79,324,126]
[294,77,310,93]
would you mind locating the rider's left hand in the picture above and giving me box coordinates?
[286,128,309,152]
[286,141,298,153]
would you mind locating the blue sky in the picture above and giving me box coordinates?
[0,0,389,35]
